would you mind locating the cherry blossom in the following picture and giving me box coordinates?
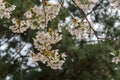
[0,1,16,19]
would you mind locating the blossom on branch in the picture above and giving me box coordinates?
[30,29,66,70]
[0,1,16,19]
[9,1,61,33]
[30,50,66,70]
[73,0,98,11]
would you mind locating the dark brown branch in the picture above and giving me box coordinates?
[42,0,47,28]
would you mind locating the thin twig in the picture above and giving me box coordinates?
[18,0,24,79]
[42,0,47,28]
[58,0,74,19]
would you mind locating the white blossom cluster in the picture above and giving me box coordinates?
[110,50,120,64]
[112,56,120,64]
[9,18,29,33]
[0,1,16,19]
[66,18,91,41]
[9,18,40,33]
[33,30,62,51]
[30,29,67,70]
[8,1,67,70]
[109,0,120,9]
[30,50,66,70]
[73,0,98,11]
[9,2,61,33]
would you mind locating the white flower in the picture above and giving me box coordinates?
[109,0,120,9]
[6,5,16,11]
[30,28,66,70]
[74,0,97,11]
[30,51,48,64]
[4,12,11,19]
[112,57,120,64]
[24,11,32,18]
[32,5,41,15]
[9,18,29,33]
[61,53,67,60]
[0,3,5,9]
[10,5,16,10]
[110,52,115,56]
[0,2,16,19]
[30,49,66,70]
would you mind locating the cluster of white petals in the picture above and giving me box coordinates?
[9,1,61,33]
[9,18,39,33]
[30,29,67,70]
[9,18,29,33]
[109,0,120,9]
[66,18,90,41]
[0,1,16,19]
[73,0,98,11]
[25,2,61,29]
[112,56,120,64]
[33,30,62,51]
[30,49,66,70]
[8,1,66,69]
[110,51,120,64]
